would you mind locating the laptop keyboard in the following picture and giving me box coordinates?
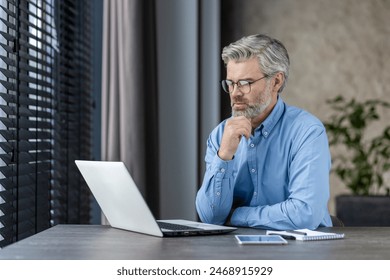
[157,221,198,231]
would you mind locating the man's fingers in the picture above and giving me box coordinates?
[228,117,252,139]
[219,117,253,160]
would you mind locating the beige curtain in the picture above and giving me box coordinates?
[101,0,146,194]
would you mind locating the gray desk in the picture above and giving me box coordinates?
[0,225,389,260]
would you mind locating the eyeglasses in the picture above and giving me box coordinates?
[221,76,268,94]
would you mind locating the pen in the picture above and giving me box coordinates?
[286,230,307,236]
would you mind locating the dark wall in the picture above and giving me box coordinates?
[219,0,245,120]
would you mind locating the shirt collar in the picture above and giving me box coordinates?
[255,96,285,138]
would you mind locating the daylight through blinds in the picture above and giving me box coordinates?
[0,0,92,247]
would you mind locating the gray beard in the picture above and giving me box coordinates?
[231,81,272,118]
[232,96,271,118]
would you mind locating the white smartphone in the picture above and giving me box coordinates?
[235,235,288,245]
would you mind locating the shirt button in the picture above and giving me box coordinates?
[251,168,256,173]
[216,191,221,196]
[220,168,225,173]
[264,131,268,136]
[250,143,255,148]
[253,192,257,196]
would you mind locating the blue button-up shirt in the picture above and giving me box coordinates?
[196,97,332,230]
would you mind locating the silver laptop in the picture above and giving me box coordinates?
[75,160,236,237]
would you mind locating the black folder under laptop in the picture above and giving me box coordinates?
[75,160,236,237]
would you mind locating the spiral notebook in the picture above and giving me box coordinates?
[266,229,345,241]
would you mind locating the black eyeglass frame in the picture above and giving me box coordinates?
[221,75,269,94]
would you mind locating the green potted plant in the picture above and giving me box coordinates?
[324,95,390,226]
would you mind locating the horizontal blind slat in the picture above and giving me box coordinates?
[0,0,92,248]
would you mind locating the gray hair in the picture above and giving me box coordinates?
[222,34,290,93]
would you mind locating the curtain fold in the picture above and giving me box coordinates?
[100,0,220,220]
[101,0,157,203]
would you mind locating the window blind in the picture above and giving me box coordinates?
[0,0,92,248]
